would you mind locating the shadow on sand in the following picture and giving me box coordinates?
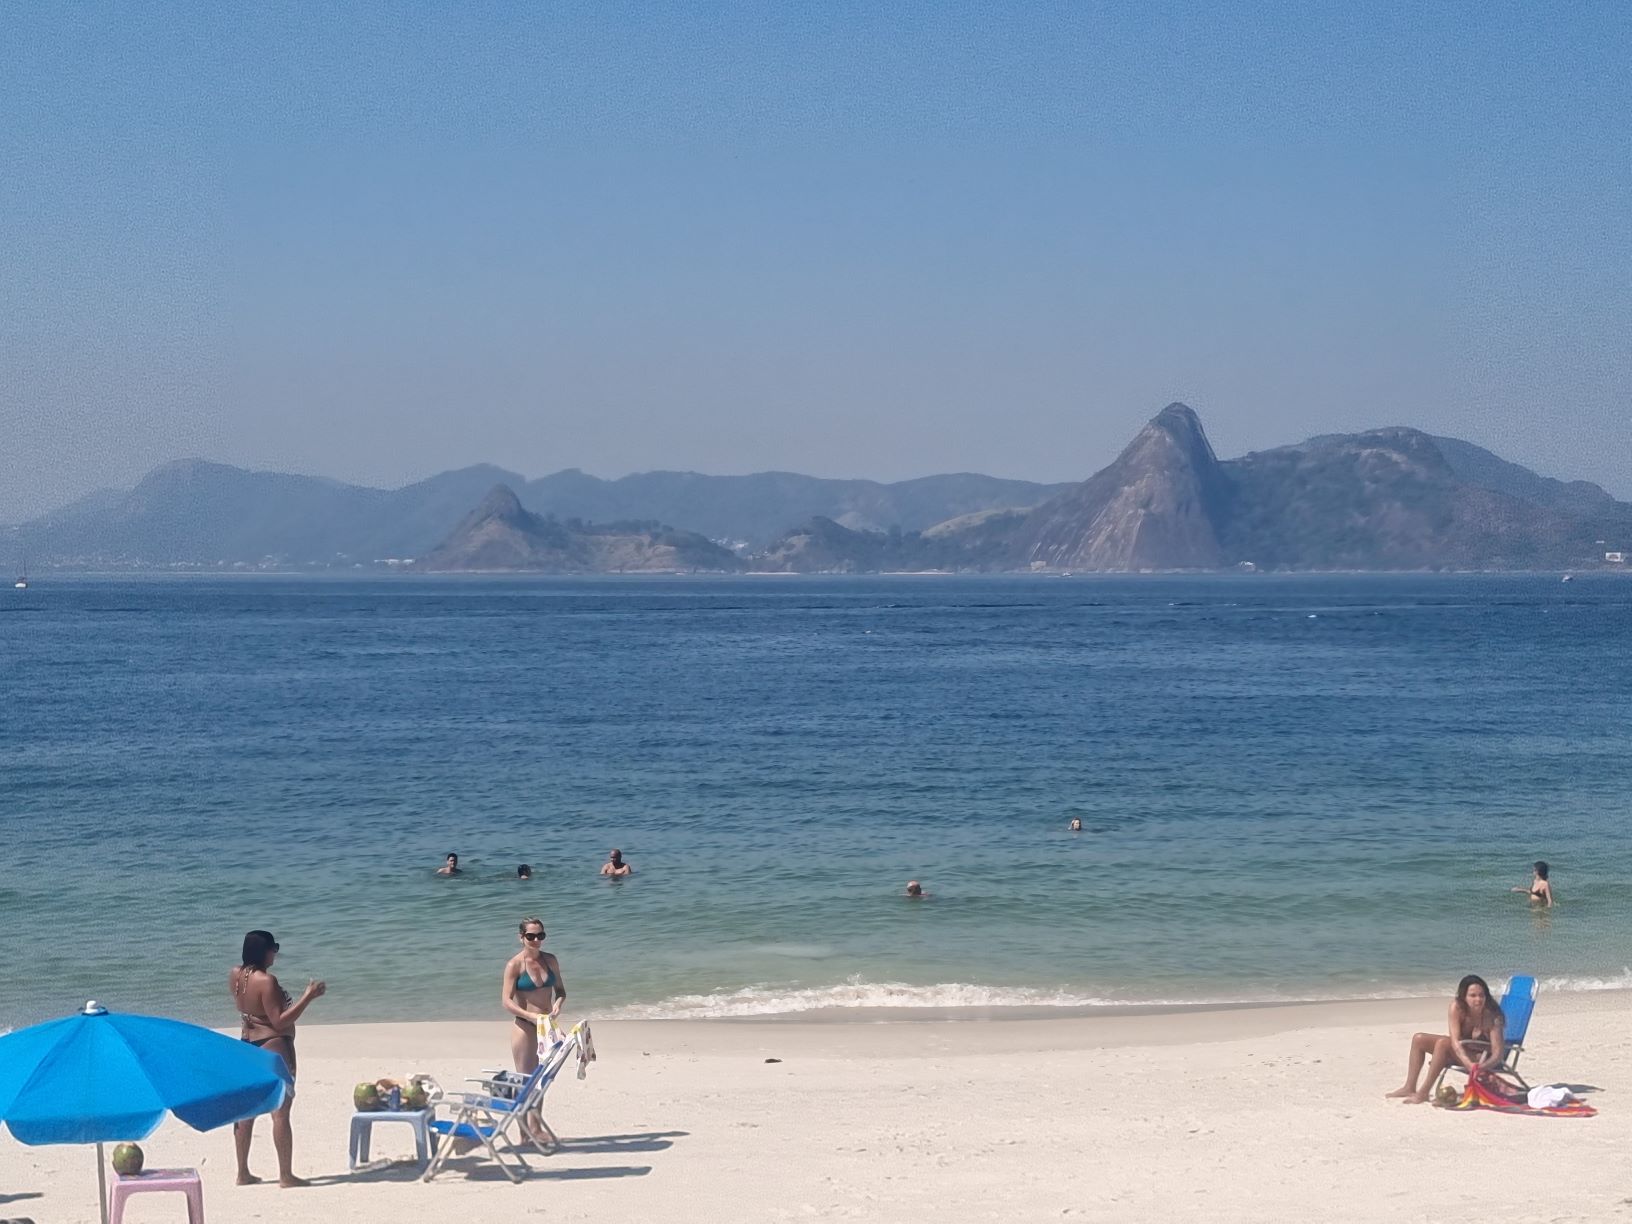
[331,1132,685,1184]
[554,1130,687,1155]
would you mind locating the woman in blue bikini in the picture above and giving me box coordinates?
[501,917,567,1075]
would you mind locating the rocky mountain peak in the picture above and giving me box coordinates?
[471,483,528,524]
[1012,403,1231,570]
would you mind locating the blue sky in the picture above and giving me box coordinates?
[2,1,1629,519]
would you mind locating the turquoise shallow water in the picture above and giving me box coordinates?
[1,573,1629,1030]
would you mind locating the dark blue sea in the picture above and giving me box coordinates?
[1,574,1628,1030]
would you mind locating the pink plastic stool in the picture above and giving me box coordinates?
[108,1168,203,1224]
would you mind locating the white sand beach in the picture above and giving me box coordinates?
[3,993,1626,1224]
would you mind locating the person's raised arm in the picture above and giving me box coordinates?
[263,974,325,1032]
[499,959,541,1023]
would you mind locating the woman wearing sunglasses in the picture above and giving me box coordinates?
[501,917,567,1075]
[229,929,325,1187]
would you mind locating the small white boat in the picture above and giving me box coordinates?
[1561,573,1574,583]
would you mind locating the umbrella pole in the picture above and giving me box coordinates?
[96,1141,110,1224]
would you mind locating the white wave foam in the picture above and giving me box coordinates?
[1537,969,1632,993]
[608,970,1632,1019]
[605,978,1115,1019]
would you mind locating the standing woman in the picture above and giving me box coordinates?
[500,917,567,1075]
[1513,861,1554,907]
[229,930,326,1187]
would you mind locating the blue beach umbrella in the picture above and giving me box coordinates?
[0,1001,290,1223]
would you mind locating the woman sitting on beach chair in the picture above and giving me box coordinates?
[1387,974,1504,1105]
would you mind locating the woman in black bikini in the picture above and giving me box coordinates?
[1512,860,1554,907]
[230,929,326,1187]
[500,917,567,1076]
[1386,974,1505,1104]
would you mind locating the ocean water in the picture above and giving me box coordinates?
[1,573,1629,1031]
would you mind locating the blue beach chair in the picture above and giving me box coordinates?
[422,1033,577,1182]
[1436,974,1538,1094]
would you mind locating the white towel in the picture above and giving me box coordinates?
[573,1021,597,1080]
[1527,1084,1577,1110]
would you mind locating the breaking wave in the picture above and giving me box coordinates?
[604,979,1116,1019]
[605,970,1632,1019]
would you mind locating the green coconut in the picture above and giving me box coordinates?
[402,1084,429,1111]
[1435,1083,1461,1108]
[111,1142,144,1176]
[353,1082,381,1111]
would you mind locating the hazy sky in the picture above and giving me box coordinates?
[3,2,1629,522]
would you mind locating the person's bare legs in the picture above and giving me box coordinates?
[234,1118,261,1184]
[511,1018,539,1075]
[1404,1037,1457,1104]
[1387,1032,1450,1099]
[510,1017,550,1144]
[272,1098,307,1187]
[254,1038,307,1188]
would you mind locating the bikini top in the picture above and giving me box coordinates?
[517,963,557,992]
[236,969,293,1028]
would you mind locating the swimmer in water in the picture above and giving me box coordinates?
[905,880,926,898]
[1511,860,1553,907]
[601,849,632,878]
[1069,818,1083,832]
[436,853,461,877]
[517,864,532,881]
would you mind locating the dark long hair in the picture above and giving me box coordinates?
[1454,974,1504,1023]
[1534,861,1550,881]
[241,930,278,970]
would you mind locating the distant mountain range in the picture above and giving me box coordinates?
[7,405,1631,572]
[3,460,1063,567]
[994,405,1632,571]
[419,486,743,573]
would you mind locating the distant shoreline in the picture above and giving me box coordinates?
[9,566,1629,579]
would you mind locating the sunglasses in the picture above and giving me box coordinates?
[522,932,545,942]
